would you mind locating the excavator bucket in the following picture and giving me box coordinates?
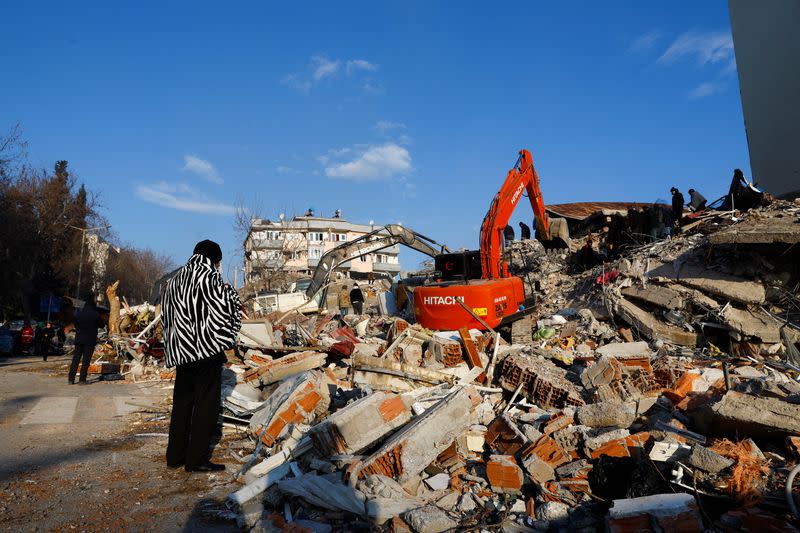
[543,217,571,249]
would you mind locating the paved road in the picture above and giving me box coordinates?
[0,354,238,532]
[0,353,164,480]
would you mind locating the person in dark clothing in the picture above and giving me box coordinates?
[518,221,531,240]
[69,299,104,384]
[503,225,515,242]
[670,187,685,227]
[350,284,365,315]
[163,239,242,473]
[41,322,55,361]
[721,169,764,211]
[686,189,707,211]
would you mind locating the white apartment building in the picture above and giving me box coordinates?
[244,213,401,286]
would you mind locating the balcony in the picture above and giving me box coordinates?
[373,262,401,273]
[248,257,284,269]
[248,238,285,250]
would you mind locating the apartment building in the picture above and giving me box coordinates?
[244,212,401,286]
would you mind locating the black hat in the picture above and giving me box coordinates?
[193,239,222,263]
[671,187,678,194]
[688,188,695,194]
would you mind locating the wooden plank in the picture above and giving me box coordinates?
[458,327,486,383]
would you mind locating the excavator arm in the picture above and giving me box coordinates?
[305,224,449,298]
[479,149,567,280]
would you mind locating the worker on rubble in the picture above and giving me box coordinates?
[518,221,531,240]
[162,239,242,473]
[350,283,365,315]
[68,298,104,384]
[670,187,685,227]
[503,225,515,242]
[686,189,707,211]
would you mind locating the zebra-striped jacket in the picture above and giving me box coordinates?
[162,254,242,367]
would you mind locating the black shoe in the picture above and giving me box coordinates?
[185,462,225,472]
[78,380,89,386]
[68,379,75,385]
[167,461,184,469]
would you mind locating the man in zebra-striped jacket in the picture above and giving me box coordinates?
[163,240,242,472]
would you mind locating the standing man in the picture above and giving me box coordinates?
[686,189,707,211]
[670,187,685,227]
[163,240,241,473]
[518,221,531,240]
[69,298,103,384]
[349,283,365,315]
[503,225,515,242]
[41,322,55,361]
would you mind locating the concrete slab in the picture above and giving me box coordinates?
[20,397,78,425]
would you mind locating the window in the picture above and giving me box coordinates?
[332,233,347,242]
[308,232,325,242]
[360,255,368,263]
[309,248,322,259]
[266,230,281,240]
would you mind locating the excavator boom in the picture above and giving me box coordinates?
[479,149,561,280]
[305,224,448,298]
[415,148,568,331]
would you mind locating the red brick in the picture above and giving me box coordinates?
[591,432,651,460]
[522,435,571,468]
[663,372,701,403]
[486,455,524,491]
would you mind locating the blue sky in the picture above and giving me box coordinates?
[1,1,749,281]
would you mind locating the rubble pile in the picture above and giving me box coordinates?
[209,201,800,532]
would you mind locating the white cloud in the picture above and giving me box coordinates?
[183,155,222,184]
[361,82,384,94]
[689,82,722,99]
[347,59,378,74]
[658,30,734,67]
[281,73,312,93]
[628,29,663,54]
[135,182,235,215]
[282,56,380,92]
[324,143,412,181]
[375,120,407,134]
[311,56,340,81]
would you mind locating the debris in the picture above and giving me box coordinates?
[606,493,703,533]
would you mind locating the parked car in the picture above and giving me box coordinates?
[0,326,13,355]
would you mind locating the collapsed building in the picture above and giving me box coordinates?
[73,196,800,532]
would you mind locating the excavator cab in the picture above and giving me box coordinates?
[433,251,482,282]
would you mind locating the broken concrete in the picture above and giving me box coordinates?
[606,493,703,533]
[243,350,327,386]
[576,401,636,429]
[401,505,457,533]
[621,285,686,310]
[688,445,734,474]
[615,298,698,346]
[309,391,412,456]
[701,390,800,436]
[356,386,477,483]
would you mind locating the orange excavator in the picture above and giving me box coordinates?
[414,149,569,331]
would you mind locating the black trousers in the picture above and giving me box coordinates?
[352,301,363,314]
[68,343,95,383]
[166,354,224,469]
